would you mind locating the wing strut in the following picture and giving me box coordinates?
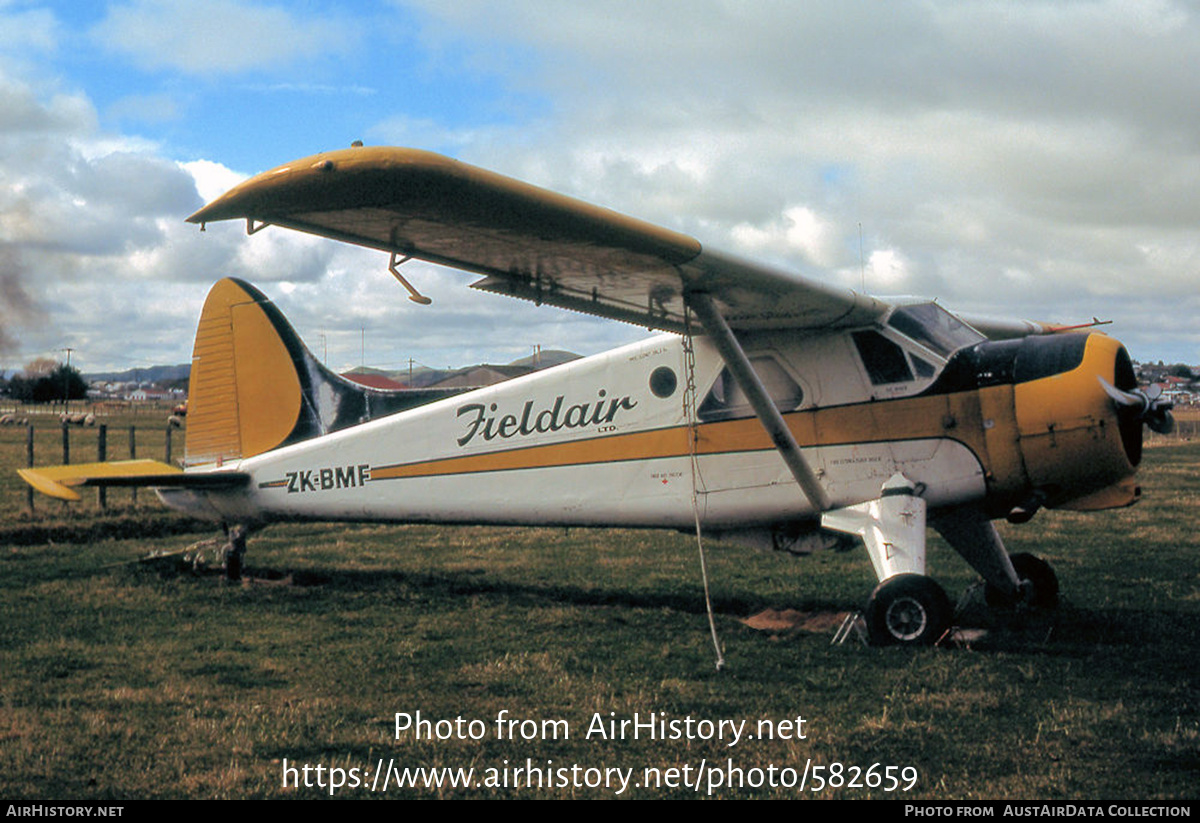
[685,290,831,513]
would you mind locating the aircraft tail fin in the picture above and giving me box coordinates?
[185,277,460,467]
[17,278,462,501]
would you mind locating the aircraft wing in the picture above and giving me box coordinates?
[18,460,249,502]
[187,146,888,334]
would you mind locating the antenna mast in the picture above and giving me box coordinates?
[858,222,865,292]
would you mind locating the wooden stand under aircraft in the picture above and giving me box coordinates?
[20,145,1173,647]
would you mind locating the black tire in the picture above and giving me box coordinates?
[865,574,952,647]
[1010,553,1058,610]
[985,552,1059,610]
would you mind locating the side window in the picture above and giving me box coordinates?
[852,330,914,385]
[698,356,803,422]
[911,354,937,379]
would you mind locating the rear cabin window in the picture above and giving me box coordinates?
[698,356,803,422]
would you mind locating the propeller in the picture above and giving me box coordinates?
[1098,377,1176,434]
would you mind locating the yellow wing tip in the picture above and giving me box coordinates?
[17,468,83,501]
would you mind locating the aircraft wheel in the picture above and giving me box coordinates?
[986,553,1059,611]
[865,574,952,647]
[1011,553,1059,610]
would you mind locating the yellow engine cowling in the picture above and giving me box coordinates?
[1012,333,1141,511]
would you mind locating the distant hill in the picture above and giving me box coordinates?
[387,350,580,388]
[81,350,581,391]
[507,350,580,369]
[84,364,191,384]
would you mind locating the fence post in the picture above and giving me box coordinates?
[165,424,172,466]
[97,424,107,511]
[26,424,34,514]
[130,425,138,505]
[60,423,71,515]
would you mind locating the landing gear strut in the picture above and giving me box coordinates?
[220,524,248,581]
[933,505,1061,617]
[822,474,953,647]
[866,574,952,646]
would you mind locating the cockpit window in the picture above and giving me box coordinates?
[698,356,803,422]
[887,303,985,358]
[910,354,937,379]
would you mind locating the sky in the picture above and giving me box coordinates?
[1,0,1198,377]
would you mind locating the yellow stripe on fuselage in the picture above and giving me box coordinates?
[369,390,994,483]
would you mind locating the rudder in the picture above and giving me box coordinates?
[185,278,467,468]
[185,278,304,466]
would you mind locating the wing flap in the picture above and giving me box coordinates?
[187,146,887,333]
[18,460,249,502]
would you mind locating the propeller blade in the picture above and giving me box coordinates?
[1098,376,1148,411]
[1098,377,1174,434]
[1149,410,1176,435]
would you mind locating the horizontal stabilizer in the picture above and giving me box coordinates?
[18,460,249,502]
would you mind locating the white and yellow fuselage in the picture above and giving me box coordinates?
[161,280,1140,544]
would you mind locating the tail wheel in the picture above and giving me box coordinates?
[985,553,1059,611]
[866,574,952,647]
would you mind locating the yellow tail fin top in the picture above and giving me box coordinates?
[185,278,303,466]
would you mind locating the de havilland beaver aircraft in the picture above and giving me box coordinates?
[20,145,1174,646]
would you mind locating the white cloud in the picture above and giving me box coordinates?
[0,3,58,67]
[106,93,182,126]
[180,159,246,205]
[6,1,1200,370]
[0,70,353,370]
[730,206,838,268]
[391,1,1200,363]
[865,249,913,291]
[91,0,361,75]
[0,76,94,135]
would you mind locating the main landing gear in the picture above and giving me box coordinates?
[823,474,952,646]
[823,474,1060,647]
[865,574,952,646]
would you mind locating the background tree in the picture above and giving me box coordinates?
[7,360,87,403]
[23,357,57,378]
[44,363,88,402]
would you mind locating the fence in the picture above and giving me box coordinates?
[1146,415,1199,444]
[0,400,176,418]
[17,422,179,514]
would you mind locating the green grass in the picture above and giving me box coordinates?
[1,422,1198,798]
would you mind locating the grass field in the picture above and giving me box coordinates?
[0,413,1197,799]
